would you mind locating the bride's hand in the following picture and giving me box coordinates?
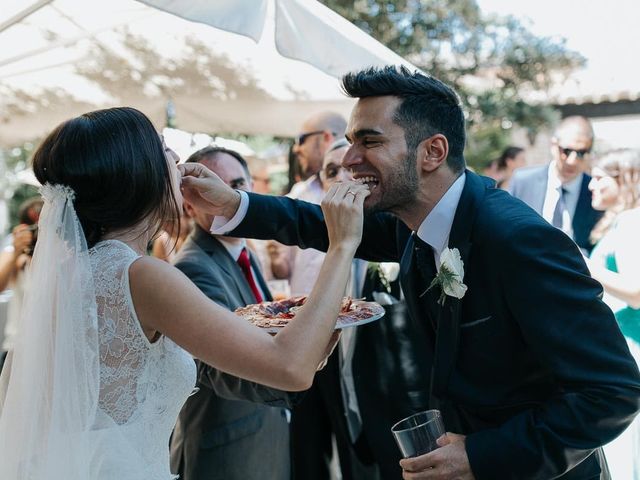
[321,181,370,252]
[179,163,241,218]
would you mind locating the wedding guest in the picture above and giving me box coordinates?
[0,197,42,373]
[495,146,525,190]
[170,147,292,480]
[251,164,271,194]
[509,116,602,253]
[199,66,640,480]
[0,107,369,480]
[586,149,640,480]
[481,159,501,182]
[289,111,347,194]
[267,112,348,291]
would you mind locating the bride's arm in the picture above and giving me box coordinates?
[130,182,369,391]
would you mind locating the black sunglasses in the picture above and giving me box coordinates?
[295,130,329,145]
[558,145,591,159]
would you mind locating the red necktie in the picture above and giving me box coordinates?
[237,248,264,303]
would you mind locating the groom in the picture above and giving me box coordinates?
[180,66,640,479]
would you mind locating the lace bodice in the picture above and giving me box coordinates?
[89,240,196,479]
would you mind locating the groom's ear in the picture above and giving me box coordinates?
[418,134,449,173]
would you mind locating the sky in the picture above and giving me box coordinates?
[476,0,640,100]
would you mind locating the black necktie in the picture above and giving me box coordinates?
[552,187,567,229]
[413,235,439,329]
[414,235,437,286]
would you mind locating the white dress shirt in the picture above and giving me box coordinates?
[541,162,582,238]
[416,173,466,267]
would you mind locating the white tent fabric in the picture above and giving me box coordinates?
[139,0,414,78]
[0,0,417,146]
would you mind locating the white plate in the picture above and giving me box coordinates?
[335,301,386,329]
[251,300,385,334]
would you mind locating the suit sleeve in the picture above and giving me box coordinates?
[465,221,640,479]
[229,192,402,262]
[506,171,520,197]
[174,258,297,408]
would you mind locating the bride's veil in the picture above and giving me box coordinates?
[0,183,100,478]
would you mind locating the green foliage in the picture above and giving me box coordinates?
[321,0,582,169]
[0,143,39,233]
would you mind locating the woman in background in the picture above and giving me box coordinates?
[587,148,640,480]
[496,146,525,190]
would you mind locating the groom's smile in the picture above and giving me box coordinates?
[352,174,379,190]
[344,96,417,214]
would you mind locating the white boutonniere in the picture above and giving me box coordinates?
[367,262,400,293]
[421,247,467,306]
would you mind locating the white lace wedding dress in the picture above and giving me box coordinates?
[89,239,196,479]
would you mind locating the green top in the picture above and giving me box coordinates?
[605,253,640,344]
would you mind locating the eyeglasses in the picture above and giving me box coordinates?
[558,145,591,159]
[321,163,344,180]
[295,130,325,146]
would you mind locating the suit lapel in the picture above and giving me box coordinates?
[249,252,272,301]
[191,226,258,305]
[531,166,549,214]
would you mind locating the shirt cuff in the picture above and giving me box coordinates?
[210,190,249,235]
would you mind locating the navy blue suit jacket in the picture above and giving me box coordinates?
[230,171,640,480]
[508,164,603,253]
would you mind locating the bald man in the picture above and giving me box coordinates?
[509,116,603,253]
[288,111,347,199]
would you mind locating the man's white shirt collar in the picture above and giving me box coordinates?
[216,236,247,261]
[416,172,466,261]
[548,161,583,194]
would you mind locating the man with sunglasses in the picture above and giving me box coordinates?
[509,115,603,253]
[288,111,347,199]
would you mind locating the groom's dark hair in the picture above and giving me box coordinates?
[341,66,466,173]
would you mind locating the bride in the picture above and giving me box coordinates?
[0,107,369,479]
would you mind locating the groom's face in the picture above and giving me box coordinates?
[343,96,419,214]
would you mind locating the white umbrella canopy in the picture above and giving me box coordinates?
[0,0,416,146]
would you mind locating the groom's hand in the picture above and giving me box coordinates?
[179,163,241,218]
[400,433,475,480]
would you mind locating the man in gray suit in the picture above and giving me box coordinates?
[509,116,603,253]
[170,147,292,480]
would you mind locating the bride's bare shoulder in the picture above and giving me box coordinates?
[128,255,191,289]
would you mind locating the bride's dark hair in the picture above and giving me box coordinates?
[32,107,181,247]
